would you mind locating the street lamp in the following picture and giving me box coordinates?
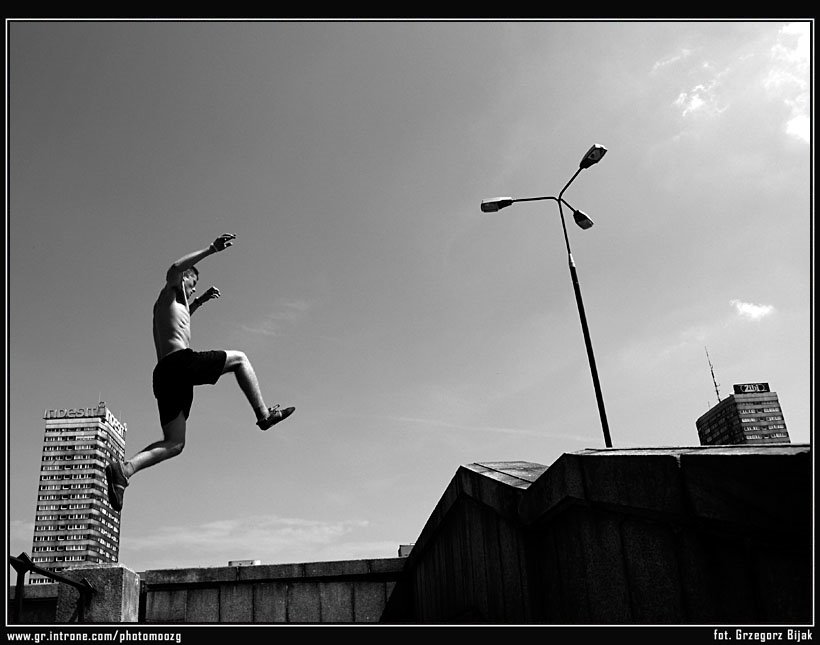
[480,144,613,448]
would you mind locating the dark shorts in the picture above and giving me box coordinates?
[152,348,228,426]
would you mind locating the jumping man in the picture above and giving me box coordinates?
[105,233,295,511]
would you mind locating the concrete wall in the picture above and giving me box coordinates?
[9,558,405,624]
[140,557,405,623]
[8,583,59,624]
[382,461,546,623]
[381,445,812,624]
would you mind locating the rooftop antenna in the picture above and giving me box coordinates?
[705,347,721,404]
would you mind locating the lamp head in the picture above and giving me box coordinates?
[481,197,513,213]
[573,209,594,230]
[579,144,607,169]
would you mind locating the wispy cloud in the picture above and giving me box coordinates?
[651,48,692,73]
[617,321,714,375]
[126,513,368,558]
[238,299,312,337]
[335,411,596,443]
[730,299,774,321]
[616,299,776,376]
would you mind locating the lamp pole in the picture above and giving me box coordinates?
[481,145,612,448]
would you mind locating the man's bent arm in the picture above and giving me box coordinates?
[166,245,216,281]
[165,234,235,282]
[189,296,205,315]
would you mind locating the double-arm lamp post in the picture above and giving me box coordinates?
[481,144,612,448]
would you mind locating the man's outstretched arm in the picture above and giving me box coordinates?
[166,233,236,282]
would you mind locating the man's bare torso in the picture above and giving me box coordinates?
[153,285,191,361]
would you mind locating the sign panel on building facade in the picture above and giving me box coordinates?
[733,383,770,394]
[43,402,107,419]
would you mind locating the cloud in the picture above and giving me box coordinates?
[764,22,810,143]
[663,24,807,141]
[651,48,692,73]
[673,77,727,119]
[730,299,775,321]
[784,114,809,142]
[617,321,714,374]
[239,299,312,337]
[674,89,705,116]
[338,411,596,444]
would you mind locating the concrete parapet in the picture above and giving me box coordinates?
[54,563,140,623]
[382,444,812,624]
[677,447,811,531]
[8,583,59,624]
[520,445,812,529]
[140,557,406,623]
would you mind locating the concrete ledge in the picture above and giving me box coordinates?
[467,462,548,488]
[519,445,811,528]
[517,453,589,525]
[55,563,139,623]
[678,446,811,531]
[519,449,689,524]
[8,583,60,624]
[142,557,405,588]
[237,562,305,582]
[141,566,240,586]
[140,557,405,623]
[9,583,59,600]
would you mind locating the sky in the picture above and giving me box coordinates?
[6,19,813,575]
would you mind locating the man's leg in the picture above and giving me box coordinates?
[106,413,187,511]
[222,349,295,428]
[122,411,187,478]
[222,350,269,421]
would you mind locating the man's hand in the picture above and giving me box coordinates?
[210,233,236,253]
[189,286,220,315]
[200,286,221,302]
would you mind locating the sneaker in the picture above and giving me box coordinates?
[105,460,129,512]
[257,404,296,430]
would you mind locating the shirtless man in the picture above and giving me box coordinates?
[105,233,295,511]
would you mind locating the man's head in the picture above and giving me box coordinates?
[182,267,199,300]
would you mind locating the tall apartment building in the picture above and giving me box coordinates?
[696,382,790,446]
[29,401,127,584]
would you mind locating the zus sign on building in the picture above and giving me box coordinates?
[733,383,771,394]
[43,402,108,419]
